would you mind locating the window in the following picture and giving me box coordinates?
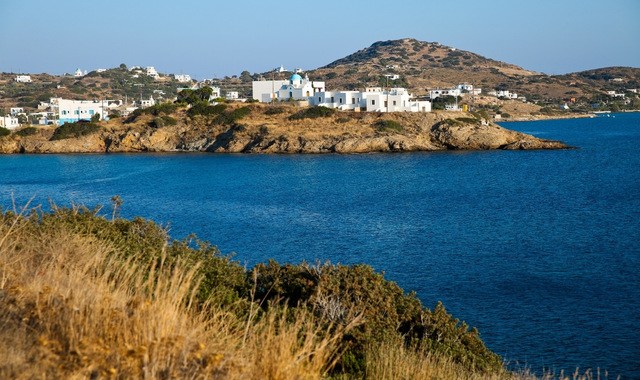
[74,110,79,115]
[393,100,397,106]
[339,98,343,104]
[331,97,334,103]
[89,110,94,115]
[318,97,321,102]
[384,101,388,107]
[352,98,355,104]
[371,100,375,105]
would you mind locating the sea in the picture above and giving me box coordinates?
[1,112,639,378]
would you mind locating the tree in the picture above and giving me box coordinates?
[239,70,252,83]
[91,113,101,122]
[119,63,127,71]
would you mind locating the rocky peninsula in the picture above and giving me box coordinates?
[0,103,568,154]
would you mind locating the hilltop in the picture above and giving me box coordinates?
[302,38,639,106]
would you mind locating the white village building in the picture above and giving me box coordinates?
[52,98,117,124]
[146,66,159,79]
[175,74,192,83]
[15,75,32,83]
[310,87,431,113]
[252,79,290,102]
[0,116,20,130]
[429,88,462,100]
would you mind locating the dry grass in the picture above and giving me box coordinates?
[0,206,616,379]
[0,208,352,379]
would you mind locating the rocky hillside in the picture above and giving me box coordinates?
[0,103,568,154]
[303,38,640,103]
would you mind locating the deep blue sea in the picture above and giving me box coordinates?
[1,113,639,378]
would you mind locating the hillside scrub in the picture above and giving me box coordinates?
[50,120,101,140]
[0,205,506,378]
[288,106,336,120]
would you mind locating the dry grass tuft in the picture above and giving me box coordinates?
[0,209,350,379]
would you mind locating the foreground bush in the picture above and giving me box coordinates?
[0,205,504,378]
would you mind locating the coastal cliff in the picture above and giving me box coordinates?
[0,103,568,154]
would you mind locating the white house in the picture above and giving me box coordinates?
[252,79,290,102]
[385,74,401,80]
[146,66,159,79]
[310,90,365,111]
[15,75,32,83]
[606,90,625,98]
[175,74,192,83]
[362,88,431,112]
[10,107,24,116]
[496,90,518,99]
[53,98,110,124]
[74,68,86,77]
[139,96,156,109]
[310,87,431,113]
[429,88,462,99]
[226,91,239,100]
[457,83,482,95]
[0,116,20,130]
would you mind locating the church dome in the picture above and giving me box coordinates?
[290,73,302,82]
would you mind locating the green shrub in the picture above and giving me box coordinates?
[15,127,38,136]
[149,115,177,128]
[50,121,101,140]
[125,102,180,123]
[0,127,10,137]
[288,106,336,120]
[373,119,403,132]
[336,117,350,123]
[264,107,286,115]
[187,102,227,118]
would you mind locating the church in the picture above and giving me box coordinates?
[252,74,325,102]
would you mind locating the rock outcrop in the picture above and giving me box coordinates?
[0,108,569,154]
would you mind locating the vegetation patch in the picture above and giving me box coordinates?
[373,119,404,133]
[0,127,10,137]
[187,102,227,118]
[149,115,177,128]
[0,206,503,378]
[264,106,286,115]
[125,102,180,123]
[50,121,101,140]
[15,127,39,136]
[288,106,336,120]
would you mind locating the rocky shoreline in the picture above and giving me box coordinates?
[0,106,570,154]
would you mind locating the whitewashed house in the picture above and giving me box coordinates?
[15,75,32,83]
[139,96,156,109]
[0,116,19,130]
[175,74,192,83]
[252,79,290,102]
[146,66,159,79]
[429,88,462,99]
[226,91,239,100]
[10,107,24,116]
[53,98,110,124]
[74,68,86,77]
[363,88,431,112]
[310,87,431,113]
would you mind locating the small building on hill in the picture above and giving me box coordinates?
[15,75,32,83]
[310,87,431,113]
[0,116,20,130]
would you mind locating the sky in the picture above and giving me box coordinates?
[1,0,638,79]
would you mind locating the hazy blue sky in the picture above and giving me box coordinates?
[1,0,638,79]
